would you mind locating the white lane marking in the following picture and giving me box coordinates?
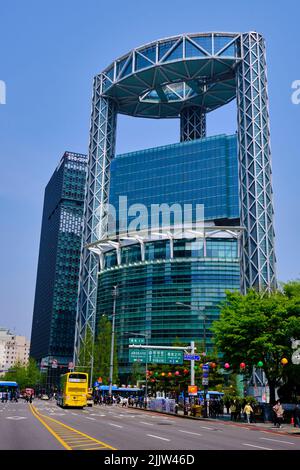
[260,437,295,445]
[6,416,27,420]
[178,430,203,437]
[108,423,123,428]
[85,417,96,421]
[140,421,154,426]
[200,426,214,430]
[147,434,170,442]
[71,413,78,416]
[243,443,272,450]
[91,413,106,417]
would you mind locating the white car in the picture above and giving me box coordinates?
[41,394,50,400]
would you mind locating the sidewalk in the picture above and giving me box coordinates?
[130,405,300,436]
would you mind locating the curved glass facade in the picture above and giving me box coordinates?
[96,237,240,377]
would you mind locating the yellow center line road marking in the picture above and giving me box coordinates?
[30,404,71,450]
[30,405,117,451]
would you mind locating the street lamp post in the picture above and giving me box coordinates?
[108,285,117,398]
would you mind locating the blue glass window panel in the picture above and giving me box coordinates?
[219,44,236,57]
[163,41,183,62]
[214,36,234,54]
[139,45,156,63]
[102,77,112,92]
[191,36,212,54]
[136,52,153,71]
[159,40,177,60]
[185,39,206,58]
[120,57,133,78]
[105,66,114,82]
[116,56,129,78]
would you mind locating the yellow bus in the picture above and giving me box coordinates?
[57,372,88,408]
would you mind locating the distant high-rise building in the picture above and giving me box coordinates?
[0,327,30,375]
[30,152,87,383]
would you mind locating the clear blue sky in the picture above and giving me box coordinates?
[0,0,299,338]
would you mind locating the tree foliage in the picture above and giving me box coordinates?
[212,282,300,403]
[93,315,118,384]
[3,358,40,389]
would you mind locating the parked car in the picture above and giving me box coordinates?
[41,394,50,400]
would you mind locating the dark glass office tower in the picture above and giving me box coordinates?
[30,152,87,382]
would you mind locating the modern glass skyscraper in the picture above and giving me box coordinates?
[96,134,241,377]
[75,32,276,380]
[31,152,87,380]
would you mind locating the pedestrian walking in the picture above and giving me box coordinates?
[293,403,300,428]
[243,403,253,424]
[272,400,284,428]
[230,401,237,421]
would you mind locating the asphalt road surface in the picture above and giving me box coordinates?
[1,400,300,450]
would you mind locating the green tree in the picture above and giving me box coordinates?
[130,361,145,386]
[3,358,41,389]
[93,315,118,384]
[77,327,94,376]
[25,358,40,388]
[212,283,300,404]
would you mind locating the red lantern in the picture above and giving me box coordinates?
[151,379,155,383]
[175,371,180,376]
[240,362,246,369]
[168,372,172,377]
[183,369,189,375]
[210,362,216,369]
[149,371,153,375]
[224,363,230,369]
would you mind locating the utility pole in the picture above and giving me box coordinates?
[190,341,195,386]
[108,285,117,397]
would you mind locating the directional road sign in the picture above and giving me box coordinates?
[184,354,200,361]
[129,348,183,364]
[129,337,145,345]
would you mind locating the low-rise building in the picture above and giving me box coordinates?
[0,328,30,375]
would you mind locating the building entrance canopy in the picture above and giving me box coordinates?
[100,33,241,118]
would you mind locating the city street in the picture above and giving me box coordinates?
[1,400,300,451]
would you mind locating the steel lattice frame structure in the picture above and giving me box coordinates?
[74,31,276,365]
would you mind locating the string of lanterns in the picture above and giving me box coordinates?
[146,357,289,380]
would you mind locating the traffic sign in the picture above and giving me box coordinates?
[202,364,209,370]
[129,349,148,363]
[52,359,58,369]
[188,385,198,396]
[202,378,209,385]
[129,349,183,364]
[68,362,74,369]
[184,354,200,361]
[129,337,145,345]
